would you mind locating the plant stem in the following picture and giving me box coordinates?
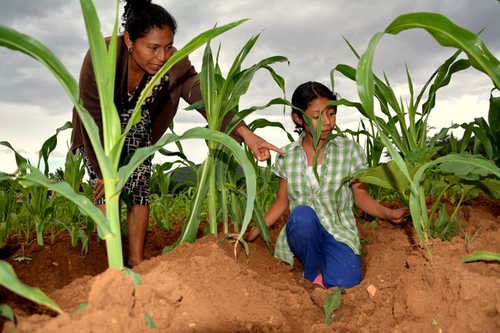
[103,180,123,268]
[206,151,218,236]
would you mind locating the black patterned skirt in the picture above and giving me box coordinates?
[80,108,152,206]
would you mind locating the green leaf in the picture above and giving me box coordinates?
[145,312,156,328]
[0,25,79,106]
[475,178,500,200]
[134,19,250,114]
[438,160,491,180]
[249,119,295,143]
[70,303,89,316]
[488,92,500,135]
[0,141,28,169]
[81,0,121,156]
[461,251,500,263]
[433,203,449,230]
[0,304,15,332]
[17,164,112,238]
[355,160,418,196]
[354,12,500,258]
[323,288,342,325]
[37,122,73,176]
[384,13,500,89]
[0,260,61,314]
[121,266,142,288]
[144,128,256,249]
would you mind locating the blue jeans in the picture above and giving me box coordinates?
[285,205,363,288]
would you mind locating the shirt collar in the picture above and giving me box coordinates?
[289,132,339,152]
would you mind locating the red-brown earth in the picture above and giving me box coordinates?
[1,196,499,332]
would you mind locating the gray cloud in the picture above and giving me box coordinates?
[0,0,499,171]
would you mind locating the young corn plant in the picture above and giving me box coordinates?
[0,122,72,246]
[331,38,471,164]
[170,32,289,251]
[50,145,90,252]
[351,154,500,241]
[0,180,18,247]
[223,118,293,238]
[462,92,500,167]
[354,12,500,257]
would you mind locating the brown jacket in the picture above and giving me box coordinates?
[72,35,245,178]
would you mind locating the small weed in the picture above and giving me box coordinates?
[145,312,156,328]
[360,238,369,257]
[12,245,34,265]
[13,253,33,264]
[69,303,88,316]
[323,288,345,325]
[460,224,483,251]
[401,214,411,223]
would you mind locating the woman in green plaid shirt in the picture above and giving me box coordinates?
[245,82,409,288]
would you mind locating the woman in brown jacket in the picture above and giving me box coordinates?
[72,0,283,267]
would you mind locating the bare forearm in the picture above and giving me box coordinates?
[351,180,410,223]
[234,125,252,140]
[263,199,289,228]
[354,193,392,220]
[246,178,289,241]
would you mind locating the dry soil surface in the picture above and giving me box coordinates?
[1,196,499,332]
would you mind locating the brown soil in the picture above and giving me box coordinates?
[1,196,500,332]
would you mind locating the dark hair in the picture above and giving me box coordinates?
[122,0,177,42]
[291,81,338,134]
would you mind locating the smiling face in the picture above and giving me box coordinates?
[293,96,336,141]
[124,25,174,75]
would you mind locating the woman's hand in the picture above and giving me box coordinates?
[93,178,105,201]
[235,126,285,162]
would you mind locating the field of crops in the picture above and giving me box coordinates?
[1,1,499,332]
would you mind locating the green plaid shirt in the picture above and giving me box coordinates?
[272,134,367,265]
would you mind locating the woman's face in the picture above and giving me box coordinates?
[300,96,336,140]
[125,25,174,75]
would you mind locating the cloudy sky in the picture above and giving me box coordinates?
[0,0,499,175]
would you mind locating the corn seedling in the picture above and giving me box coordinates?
[173,32,288,252]
[460,224,483,251]
[1,122,72,246]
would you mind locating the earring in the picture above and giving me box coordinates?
[127,48,132,54]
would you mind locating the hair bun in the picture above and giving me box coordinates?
[121,0,177,40]
[123,0,152,22]
[125,0,152,5]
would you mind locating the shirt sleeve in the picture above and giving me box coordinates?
[350,141,368,174]
[271,151,287,180]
